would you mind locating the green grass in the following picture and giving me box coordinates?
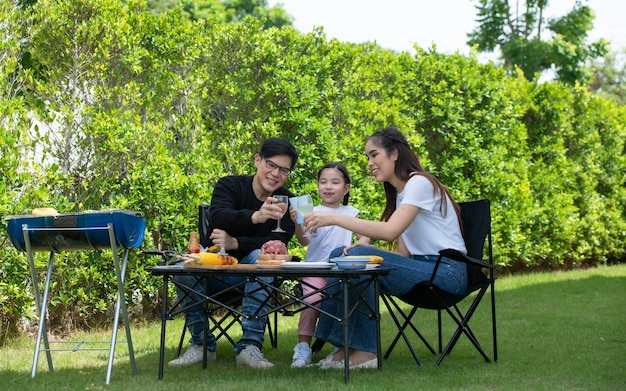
[1,265,625,390]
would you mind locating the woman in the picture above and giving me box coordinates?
[304,126,468,369]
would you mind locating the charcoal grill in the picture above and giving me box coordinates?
[4,209,146,384]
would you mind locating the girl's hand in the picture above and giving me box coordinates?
[342,240,371,256]
[289,206,299,222]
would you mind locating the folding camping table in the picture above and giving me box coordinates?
[147,263,389,383]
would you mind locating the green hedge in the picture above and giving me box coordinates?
[0,0,624,341]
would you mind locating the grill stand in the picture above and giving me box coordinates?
[23,223,137,384]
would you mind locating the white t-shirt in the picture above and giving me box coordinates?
[398,175,466,256]
[303,204,360,262]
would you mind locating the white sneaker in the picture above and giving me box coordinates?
[167,344,216,367]
[236,345,275,369]
[291,342,312,368]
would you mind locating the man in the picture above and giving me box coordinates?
[168,137,298,369]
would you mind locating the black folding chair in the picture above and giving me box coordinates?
[381,199,497,366]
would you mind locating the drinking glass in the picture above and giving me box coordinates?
[297,194,315,237]
[271,195,289,233]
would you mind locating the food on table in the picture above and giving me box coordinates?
[261,240,288,256]
[258,240,291,263]
[197,252,238,265]
[342,255,384,264]
[207,245,221,253]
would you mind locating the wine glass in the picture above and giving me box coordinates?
[297,194,315,237]
[271,195,289,233]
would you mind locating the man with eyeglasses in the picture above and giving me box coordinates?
[169,137,298,369]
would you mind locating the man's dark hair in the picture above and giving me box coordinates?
[259,138,299,169]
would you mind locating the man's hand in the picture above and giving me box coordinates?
[209,229,237,251]
[252,197,283,224]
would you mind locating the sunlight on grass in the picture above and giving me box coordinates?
[497,263,626,291]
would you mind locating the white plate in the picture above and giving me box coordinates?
[280,262,334,269]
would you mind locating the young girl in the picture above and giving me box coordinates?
[304,127,468,369]
[288,162,369,368]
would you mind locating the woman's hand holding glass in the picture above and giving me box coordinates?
[303,210,333,235]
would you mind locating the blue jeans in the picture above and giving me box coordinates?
[314,246,468,353]
[173,249,270,353]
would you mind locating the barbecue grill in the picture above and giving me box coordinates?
[5,209,145,252]
[4,209,146,384]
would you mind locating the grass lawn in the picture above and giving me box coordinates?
[1,264,625,390]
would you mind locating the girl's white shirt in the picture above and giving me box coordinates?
[303,204,359,262]
[397,175,466,256]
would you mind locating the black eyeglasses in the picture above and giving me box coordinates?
[264,159,291,176]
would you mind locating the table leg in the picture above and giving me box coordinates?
[342,277,350,383]
[158,274,169,380]
[375,275,382,369]
[202,277,209,369]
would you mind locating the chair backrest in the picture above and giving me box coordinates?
[459,199,491,261]
[459,199,492,292]
[198,204,213,249]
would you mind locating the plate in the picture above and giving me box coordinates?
[331,264,380,271]
[280,262,334,269]
[332,256,370,270]
[256,259,286,267]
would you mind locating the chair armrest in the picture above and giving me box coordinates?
[438,248,495,270]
